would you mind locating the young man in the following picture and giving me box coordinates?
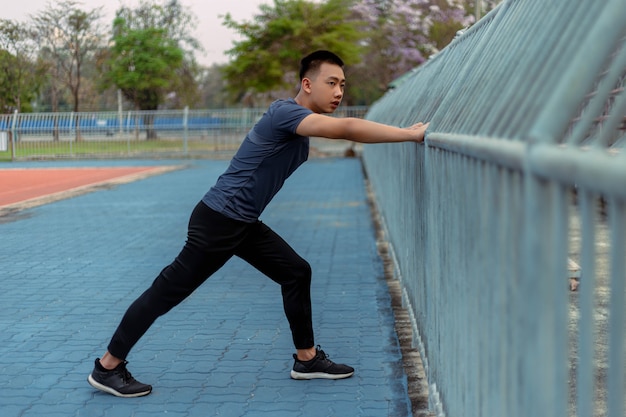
[88,50,428,397]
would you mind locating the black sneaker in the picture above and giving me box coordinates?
[290,346,354,380]
[88,359,152,397]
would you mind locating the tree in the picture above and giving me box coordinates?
[351,0,469,99]
[99,0,200,138]
[0,19,43,113]
[220,0,501,106]
[198,64,231,109]
[163,57,202,109]
[104,24,183,110]
[32,1,104,114]
[222,0,365,106]
[349,0,503,103]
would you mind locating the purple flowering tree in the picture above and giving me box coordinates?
[348,0,501,103]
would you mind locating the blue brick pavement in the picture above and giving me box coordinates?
[0,158,411,417]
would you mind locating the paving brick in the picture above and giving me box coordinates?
[0,158,412,417]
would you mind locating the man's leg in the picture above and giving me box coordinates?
[107,202,242,360]
[235,221,314,350]
[89,202,250,396]
[234,221,354,380]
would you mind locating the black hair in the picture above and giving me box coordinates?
[299,50,344,81]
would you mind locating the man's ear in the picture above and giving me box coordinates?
[301,77,312,93]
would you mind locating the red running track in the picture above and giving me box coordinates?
[0,167,166,208]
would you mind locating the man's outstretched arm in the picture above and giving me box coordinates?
[296,113,429,144]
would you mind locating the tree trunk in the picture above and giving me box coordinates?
[143,113,157,140]
[73,76,82,142]
[51,84,60,142]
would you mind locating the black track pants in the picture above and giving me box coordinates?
[107,201,313,359]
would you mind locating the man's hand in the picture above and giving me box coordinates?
[405,122,429,143]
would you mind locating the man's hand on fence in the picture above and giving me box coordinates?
[405,122,429,143]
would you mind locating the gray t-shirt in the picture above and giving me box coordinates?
[202,99,313,222]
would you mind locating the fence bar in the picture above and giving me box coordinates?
[576,189,597,417]
[10,110,17,160]
[183,106,189,156]
[607,199,625,417]
[528,144,626,199]
[426,132,524,170]
[568,41,626,147]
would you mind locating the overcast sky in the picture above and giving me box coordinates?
[3,0,271,66]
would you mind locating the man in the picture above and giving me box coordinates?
[88,50,428,397]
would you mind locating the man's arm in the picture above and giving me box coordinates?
[296,113,429,144]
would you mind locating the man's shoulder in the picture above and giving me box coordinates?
[270,98,312,117]
[269,98,299,110]
[262,98,311,129]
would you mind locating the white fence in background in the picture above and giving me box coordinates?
[0,106,368,160]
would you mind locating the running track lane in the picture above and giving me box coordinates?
[0,166,179,208]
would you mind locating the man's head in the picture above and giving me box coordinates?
[296,50,345,114]
[299,50,344,81]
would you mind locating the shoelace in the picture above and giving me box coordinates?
[117,361,134,384]
[316,346,330,361]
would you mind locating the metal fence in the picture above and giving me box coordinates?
[0,106,368,160]
[361,1,625,417]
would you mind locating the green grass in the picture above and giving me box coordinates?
[0,138,239,162]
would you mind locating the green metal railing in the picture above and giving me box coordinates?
[362,1,625,416]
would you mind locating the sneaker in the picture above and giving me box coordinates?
[290,346,354,380]
[88,359,152,398]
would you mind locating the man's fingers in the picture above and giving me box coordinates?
[409,122,429,129]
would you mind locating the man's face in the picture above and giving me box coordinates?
[307,62,345,114]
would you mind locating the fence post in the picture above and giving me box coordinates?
[70,111,75,156]
[183,106,189,156]
[10,110,18,161]
[118,89,123,136]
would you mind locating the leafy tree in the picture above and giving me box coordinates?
[99,0,200,137]
[198,64,231,109]
[351,0,468,95]
[36,46,67,115]
[220,0,501,106]
[32,0,104,114]
[349,0,502,103]
[222,0,365,106]
[103,24,183,111]
[0,19,43,113]
[354,0,502,66]
[164,58,202,109]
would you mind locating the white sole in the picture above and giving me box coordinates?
[290,370,354,380]
[88,374,152,398]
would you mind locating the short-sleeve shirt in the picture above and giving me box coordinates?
[202,99,313,222]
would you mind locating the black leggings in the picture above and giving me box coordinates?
[107,201,313,359]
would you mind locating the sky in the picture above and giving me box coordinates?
[2,0,271,66]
